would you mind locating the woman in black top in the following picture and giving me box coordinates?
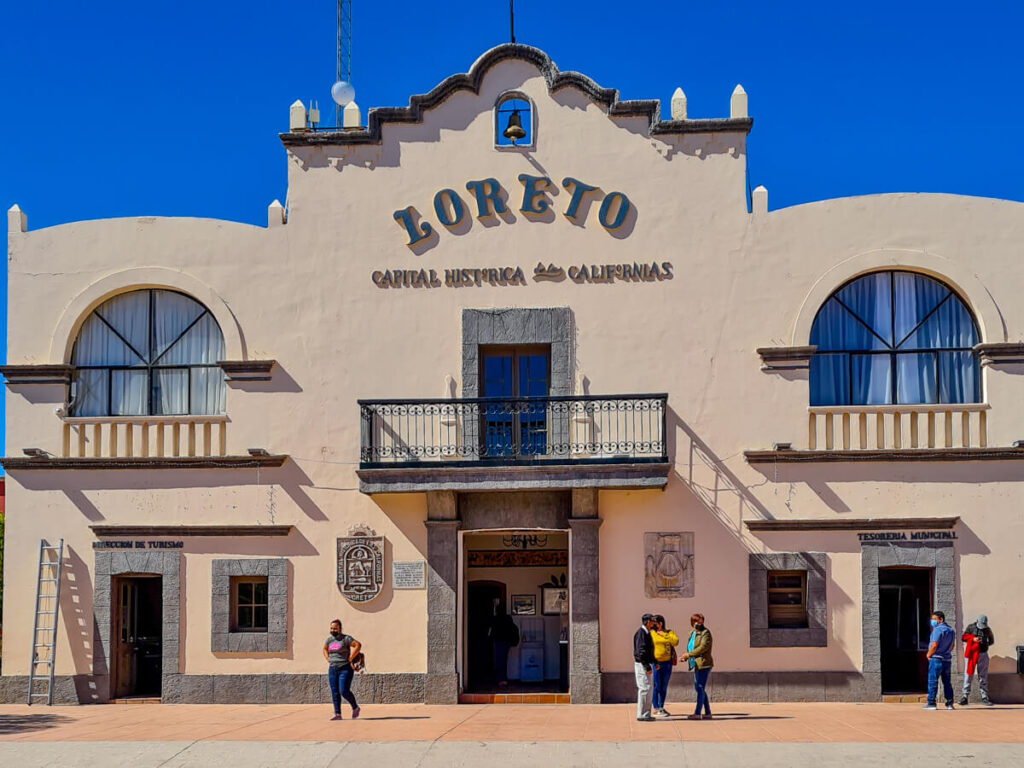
[323,619,361,720]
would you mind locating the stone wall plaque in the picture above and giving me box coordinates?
[644,532,694,598]
[337,525,384,603]
[392,560,426,590]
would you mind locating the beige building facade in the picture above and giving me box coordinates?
[2,44,1023,705]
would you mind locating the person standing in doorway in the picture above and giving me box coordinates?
[489,605,520,688]
[680,613,714,720]
[960,614,995,706]
[323,619,361,720]
[650,614,679,717]
[923,610,955,710]
[633,613,657,721]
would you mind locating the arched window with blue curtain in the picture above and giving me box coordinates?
[809,271,980,406]
[70,289,227,416]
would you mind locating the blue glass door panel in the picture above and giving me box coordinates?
[480,347,550,458]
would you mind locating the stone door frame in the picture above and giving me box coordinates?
[456,525,570,694]
[93,550,181,701]
[860,541,955,682]
[425,489,601,704]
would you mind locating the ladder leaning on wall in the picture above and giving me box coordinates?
[26,539,64,706]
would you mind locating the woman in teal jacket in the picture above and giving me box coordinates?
[680,613,713,719]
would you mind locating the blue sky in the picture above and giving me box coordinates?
[2,1,1023,443]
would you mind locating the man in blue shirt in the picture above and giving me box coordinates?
[923,610,956,710]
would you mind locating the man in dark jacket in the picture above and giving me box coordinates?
[489,606,520,687]
[633,613,657,721]
[960,614,995,706]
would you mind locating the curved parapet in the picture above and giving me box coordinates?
[280,43,752,147]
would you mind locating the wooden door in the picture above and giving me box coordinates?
[112,577,163,698]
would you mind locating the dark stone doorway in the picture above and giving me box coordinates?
[879,567,932,694]
[466,580,506,691]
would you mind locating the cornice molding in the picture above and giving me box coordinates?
[0,455,288,471]
[90,525,293,537]
[280,44,753,147]
[756,346,816,372]
[745,517,959,532]
[974,342,1024,367]
[745,447,1024,464]
[1,364,73,385]
[218,359,277,382]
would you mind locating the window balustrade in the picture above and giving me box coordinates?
[61,415,228,458]
[807,403,988,451]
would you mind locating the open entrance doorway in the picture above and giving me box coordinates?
[879,567,932,694]
[463,531,569,695]
[112,576,163,699]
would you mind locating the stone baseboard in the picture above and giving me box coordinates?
[601,670,1024,703]
[7,670,1021,705]
[603,671,882,703]
[0,675,91,705]
[0,673,426,705]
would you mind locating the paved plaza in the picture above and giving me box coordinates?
[0,702,1022,766]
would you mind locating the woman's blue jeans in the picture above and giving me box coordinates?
[651,662,672,710]
[693,667,711,715]
[328,666,358,714]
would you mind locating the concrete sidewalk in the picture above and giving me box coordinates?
[1,741,1024,768]
[6,741,1024,765]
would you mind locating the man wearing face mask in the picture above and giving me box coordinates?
[923,610,955,710]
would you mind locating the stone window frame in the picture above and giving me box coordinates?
[749,552,827,647]
[462,308,573,398]
[212,559,288,653]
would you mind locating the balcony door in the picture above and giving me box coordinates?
[480,346,550,458]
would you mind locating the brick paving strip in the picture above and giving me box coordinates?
[0,702,1023,744]
[1,703,1023,767]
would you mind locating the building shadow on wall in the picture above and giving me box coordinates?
[665,408,859,671]
[62,545,106,704]
[17,460,329,524]
[226,363,303,394]
[748,459,1024,516]
[666,407,774,552]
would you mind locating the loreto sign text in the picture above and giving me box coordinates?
[393,175,632,246]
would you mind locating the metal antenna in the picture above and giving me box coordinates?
[337,0,352,127]
[510,0,515,44]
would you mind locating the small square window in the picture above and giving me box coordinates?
[767,570,808,629]
[231,577,269,632]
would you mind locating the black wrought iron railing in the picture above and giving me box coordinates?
[358,394,668,467]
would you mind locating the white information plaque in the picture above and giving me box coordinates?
[392,560,426,590]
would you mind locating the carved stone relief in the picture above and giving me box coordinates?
[644,532,694,598]
[337,525,384,602]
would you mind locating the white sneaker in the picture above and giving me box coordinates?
[655,709,671,718]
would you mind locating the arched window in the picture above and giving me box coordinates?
[494,92,533,148]
[809,271,980,406]
[70,289,226,416]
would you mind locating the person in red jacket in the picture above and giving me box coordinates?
[960,614,994,706]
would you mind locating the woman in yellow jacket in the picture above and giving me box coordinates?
[650,614,678,717]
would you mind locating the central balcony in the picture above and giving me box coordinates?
[357,393,670,493]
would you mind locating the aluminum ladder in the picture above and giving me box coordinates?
[27,539,64,706]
